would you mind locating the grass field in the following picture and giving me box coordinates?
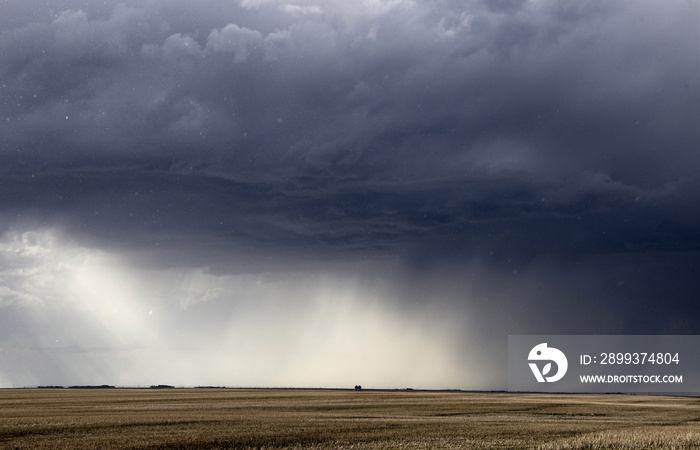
[0,388,698,449]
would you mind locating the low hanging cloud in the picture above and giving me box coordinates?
[0,229,472,388]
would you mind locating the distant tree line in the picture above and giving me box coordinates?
[37,385,117,389]
[35,384,181,389]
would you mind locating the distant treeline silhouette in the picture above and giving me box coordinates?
[35,385,183,389]
[37,385,117,389]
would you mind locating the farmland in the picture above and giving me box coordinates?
[0,388,698,449]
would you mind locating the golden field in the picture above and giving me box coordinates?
[0,388,698,449]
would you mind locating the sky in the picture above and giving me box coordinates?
[0,0,699,389]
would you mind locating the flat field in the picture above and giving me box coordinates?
[0,389,699,449]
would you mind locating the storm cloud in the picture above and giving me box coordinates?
[0,0,698,388]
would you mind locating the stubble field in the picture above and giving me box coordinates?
[0,388,698,449]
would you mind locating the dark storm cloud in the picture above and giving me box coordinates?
[0,0,699,387]
[2,0,698,256]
